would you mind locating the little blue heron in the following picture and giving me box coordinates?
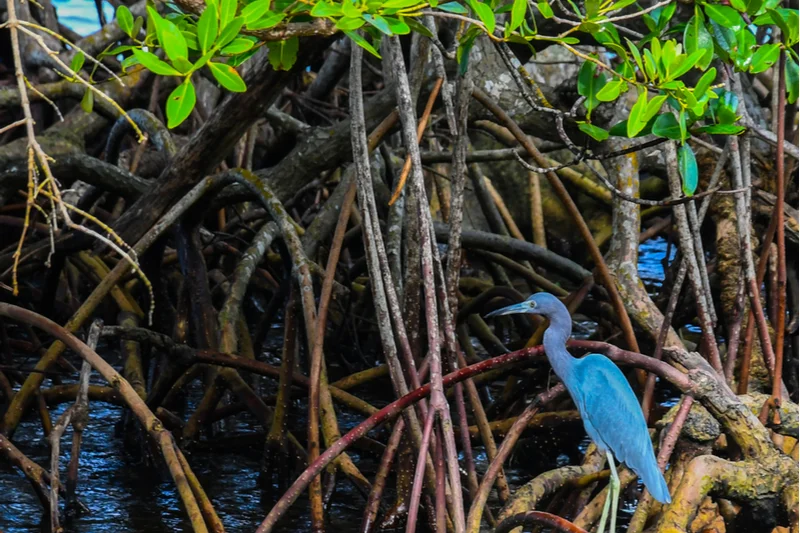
[486,292,670,533]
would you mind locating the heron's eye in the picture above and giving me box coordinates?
[528,301,536,308]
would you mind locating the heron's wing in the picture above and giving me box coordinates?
[573,354,671,503]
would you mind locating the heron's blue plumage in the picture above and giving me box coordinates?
[570,354,671,504]
[485,292,671,505]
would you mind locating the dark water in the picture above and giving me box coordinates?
[0,238,675,532]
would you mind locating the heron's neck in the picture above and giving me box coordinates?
[542,307,575,381]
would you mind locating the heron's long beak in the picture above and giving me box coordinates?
[485,301,530,318]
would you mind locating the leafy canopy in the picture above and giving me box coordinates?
[109,0,798,195]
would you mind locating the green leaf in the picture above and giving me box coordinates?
[643,48,658,80]
[577,60,607,115]
[609,114,658,137]
[242,0,271,23]
[131,49,181,75]
[219,0,238,30]
[684,10,714,70]
[652,113,681,139]
[594,23,620,46]
[218,17,245,49]
[106,44,134,56]
[644,94,667,122]
[247,13,286,30]
[267,37,299,70]
[439,1,469,13]
[510,0,527,32]
[70,51,85,73]
[363,14,393,34]
[132,14,144,37]
[654,2,677,30]
[405,17,434,37]
[749,43,781,73]
[183,30,199,51]
[678,143,698,196]
[221,37,255,55]
[786,56,798,104]
[691,123,746,134]
[669,49,706,80]
[208,61,247,91]
[228,47,260,67]
[628,89,649,137]
[745,0,764,16]
[159,17,189,63]
[80,87,94,113]
[767,8,793,44]
[382,0,424,8]
[166,78,196,128]
[596,79,624,102]
[457,26,480,75]
[310,2,342,17]
[578,122,609,141]
[679,109,688,141]
[336,16,366,30]
[704,4,743,30]
[197,3,218,54]
[729,0,747,12]
[117,5,134,37]
[626,38,646,79]
[385,17,411,34]
[344,30,381,58]
[342,0,363,18]
[469,0,496,34]
[537,0,553,18]
[121,54,140,71]
[694,67,717,97]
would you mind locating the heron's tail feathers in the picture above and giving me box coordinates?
[636,454,671,504]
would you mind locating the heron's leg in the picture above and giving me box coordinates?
[607,450,620,533]
[596,453,613,533]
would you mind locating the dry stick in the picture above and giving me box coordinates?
[306,144,360,529]
[64,321,99,516]
[406,407,438,533]
[771,50,787,408]
[360,418,406,533]
[48,322,98,532]
[496,512,589,533]
[255,342,692,533]
[265,287,299,485]
[2,175,225,436]
[529,171,547,248]
[730,74,777,380]
[738,198,780,393]
[641,141,731,414]
[0,304,208,533]
[389,77,445,205]
[349,42,433,502]
[472,88,640,354]
[664,141,723,373]
[439,44,507,514]
[388,35,465,533]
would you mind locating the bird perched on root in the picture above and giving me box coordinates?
[486,292,670,533]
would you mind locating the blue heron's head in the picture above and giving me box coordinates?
[485,292,565,318]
